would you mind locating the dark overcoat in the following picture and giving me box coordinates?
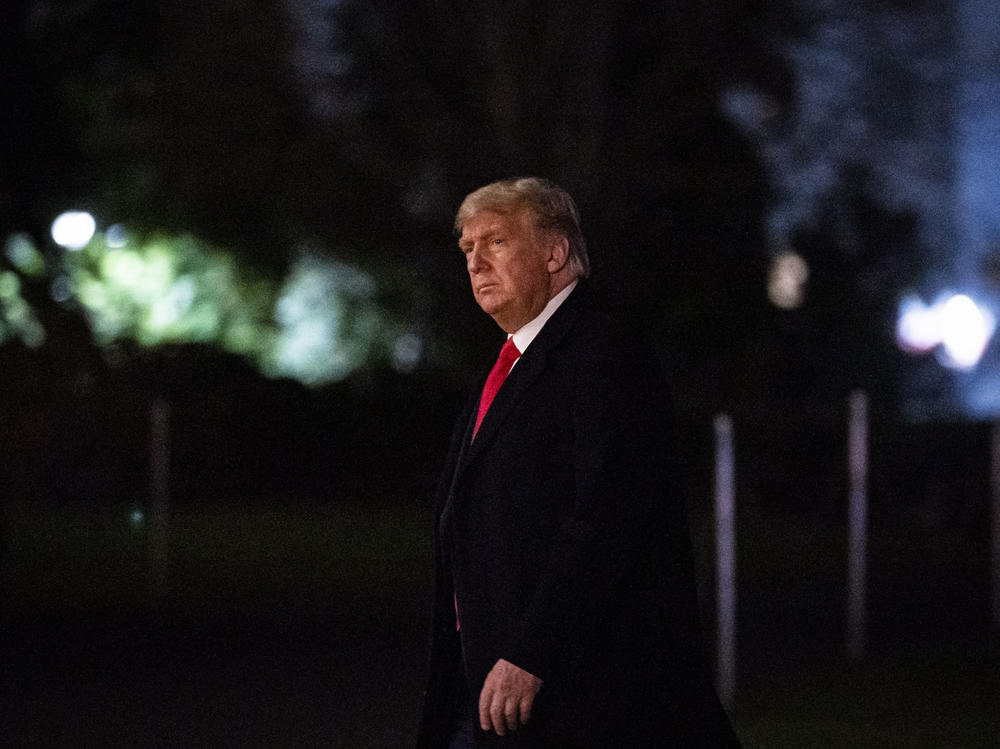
[416,282,741,748]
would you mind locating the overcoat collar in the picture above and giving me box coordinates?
[454,280,593,478]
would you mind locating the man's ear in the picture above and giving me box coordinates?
[546,234,570,273]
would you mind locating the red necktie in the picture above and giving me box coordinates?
[473,337,521,438]
[457,338,521,629]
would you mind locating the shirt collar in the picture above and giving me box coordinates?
[510,279,578,355]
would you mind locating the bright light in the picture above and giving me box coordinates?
[51,211,96,250]
[938,294,993,369]
[896,292,995,370]
[896,295,940,353]
[768,251,809,309]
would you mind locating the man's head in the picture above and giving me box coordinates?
[456,178,590,332]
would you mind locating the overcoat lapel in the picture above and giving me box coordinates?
[453,281,591,483]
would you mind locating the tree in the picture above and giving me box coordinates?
[4,1,787,397]
[298,0,780,395]
[721,0,974,408]
[37,0,323,270]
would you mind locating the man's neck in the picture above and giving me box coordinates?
[510,279,578,355]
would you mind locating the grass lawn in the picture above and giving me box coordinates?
[731,652,1000,748]
[1,499,433,609]
[2,500,998,747]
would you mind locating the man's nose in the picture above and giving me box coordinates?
[466,246,484,273]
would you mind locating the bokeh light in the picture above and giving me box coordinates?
[896,295,940,353]
[767,251,809,310]
[896,291,995,370]
[106,223,129,249]
[51,211,97,250]
[272,253,381,384]
[391,332,423,373]
[5,233,45,276]
[47,223,400,385]
[938,294,994,369]
[0,265,45,347]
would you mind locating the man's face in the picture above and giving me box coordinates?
[459,208,555,333]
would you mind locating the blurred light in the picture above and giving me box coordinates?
[50,275,73,303]
[5,296,30,323]
[896,292,995,370]
[51,211,96,250]
[938,294,993,370]
[129,508,145,529]
[150,277,196,329]
[273,254,379,384]
[21,319,45,348]
[106,223,129,248]
[5,233,45,275]
[103,250,144,287]
[896,295,939,353]
[768,251,809,309]
[0,269,46,347]
[76,277,109,312]
[392,332,423,373]
[0,271,20,299]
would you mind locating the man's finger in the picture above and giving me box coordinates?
[478,686,492,732]
[504,698,520,732]
[479,686,508,735]
[519,694,533,726]
[490,697,507,736]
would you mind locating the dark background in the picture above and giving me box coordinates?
[2,1,998,746]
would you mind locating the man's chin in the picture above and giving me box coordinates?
[474,292,502,315]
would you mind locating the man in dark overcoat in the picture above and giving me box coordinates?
[417,178,741,748]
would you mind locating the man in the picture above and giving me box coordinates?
[417,178,741,747]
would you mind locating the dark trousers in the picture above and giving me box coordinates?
[448,711,476,749]
[447,660,476,749]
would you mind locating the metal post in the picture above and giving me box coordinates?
[714,413,737,706]
[149,398,171,602]
[846,390,869,661]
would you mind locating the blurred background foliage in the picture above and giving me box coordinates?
[0,0,985,508]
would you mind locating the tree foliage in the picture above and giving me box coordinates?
[4,0,794,400]
[298,0,781,395]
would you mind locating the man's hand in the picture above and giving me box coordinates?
[478,658,543,735]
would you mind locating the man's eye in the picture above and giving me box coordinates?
[493,238,503,244]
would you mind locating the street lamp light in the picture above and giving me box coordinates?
[50,211,96,250]
[897,291,995,370]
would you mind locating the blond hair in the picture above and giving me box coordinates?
[455,177,590,279]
